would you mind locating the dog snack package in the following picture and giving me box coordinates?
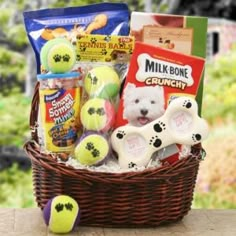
[130,12,208,114]
[114,42,205,166]
[37,72,81,154]
[23,2,130,73]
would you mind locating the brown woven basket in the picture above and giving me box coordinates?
[24,82,204,227]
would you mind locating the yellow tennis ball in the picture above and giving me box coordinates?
[74,131,110,166]
[84,66,120,99]
[43,195,80,234]
[80,98,115,132]
[40,38,76,73]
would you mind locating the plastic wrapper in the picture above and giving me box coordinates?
[71,34,135,167]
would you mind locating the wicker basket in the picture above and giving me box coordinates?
[24,82,204,227]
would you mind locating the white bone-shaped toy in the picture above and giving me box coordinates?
[111,96,209,169]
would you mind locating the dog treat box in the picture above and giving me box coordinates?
[130,12,208,113]
[115,42,205,128]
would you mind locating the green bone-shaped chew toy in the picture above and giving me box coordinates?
[111,96,209,169]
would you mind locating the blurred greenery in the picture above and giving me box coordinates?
[0,48,26,95]
[203,49,236,124]
[0,165,36,208]
[193,191,236,209]
[0,93,31,147]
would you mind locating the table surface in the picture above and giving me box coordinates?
[0,208,236,236]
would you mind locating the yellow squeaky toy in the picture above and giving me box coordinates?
[43,195,80,234]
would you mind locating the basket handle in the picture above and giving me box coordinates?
[30,81,40,143]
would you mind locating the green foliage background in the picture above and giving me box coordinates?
[203,50,236,123]
[0,165,36,208]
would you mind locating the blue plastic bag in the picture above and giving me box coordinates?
[23,3,130,73]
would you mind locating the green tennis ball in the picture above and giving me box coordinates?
[74,131,110,166]
[80,98,115,132]
[84,66,120,99]
[43,195,80,234]
[40,38,69,71]
[40,38,76,73]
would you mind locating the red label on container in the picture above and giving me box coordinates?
[44,88,76,124]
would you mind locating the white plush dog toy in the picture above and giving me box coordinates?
[111,96,209,169]
[123,83,165,126]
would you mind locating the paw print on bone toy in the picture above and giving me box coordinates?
[111,96,209,169]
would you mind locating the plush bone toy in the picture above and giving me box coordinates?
[111,96,209,169]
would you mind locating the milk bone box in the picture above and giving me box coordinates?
[130,12,208,113]
[143,57,192,90]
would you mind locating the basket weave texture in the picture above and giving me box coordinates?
[24,82,203,227]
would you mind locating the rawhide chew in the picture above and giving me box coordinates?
[43,195,80,234]
[74,131,110,166]
[84,66,120,99]
[111,96,209,169]
[40,38,76,73]
[80,98,115,132]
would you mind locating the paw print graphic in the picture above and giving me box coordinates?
[128,162,137,168]
[116,131,126,139]
[97,108,105,116]
[149,136,162,148]
[183,100,192,109]
[88,73,98,85]
[104,35,111,42]
[63,54,70,62]
[76,55,81,61]
[53,54,61,62]
[55,203,64,212]
[101,49,107,55]
[192,134,201,142]
[91,38,97,44]
[91,149,100,158]
[86,142,94,151]
[80,47,86,52]
[88,107,96,115]
[64,203,73,211]
[153,122,166,133]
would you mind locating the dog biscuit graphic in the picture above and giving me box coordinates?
[85,14,108,34]
[111,96,209,169]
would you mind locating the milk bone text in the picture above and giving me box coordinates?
[144,59,189,90]
[49,93,75,124]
